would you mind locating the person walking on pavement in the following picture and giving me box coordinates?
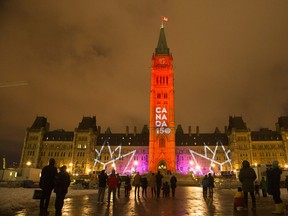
[155,171,163,198]
[238,160,257,211]
[202,175,209,199]
[141,175,148,197]
[124,175,132,197]
[107,169,118,205]
[260,177,267,197]
[116,174,122,197]
[254,181,260,198]
[39,158,58,215]
[97,170,108,203]
[133,172,141,198]
[267,160,284,214]
[170,175,177,197]
[149,173,157,197]
[208,173,215,198]
[54,165,71,216]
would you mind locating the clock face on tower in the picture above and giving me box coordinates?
[158,58,166,64]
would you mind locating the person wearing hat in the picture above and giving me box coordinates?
[267,160,284,214]
[238,160,257,211]
[39,158,58,215]
[54,165,71,216]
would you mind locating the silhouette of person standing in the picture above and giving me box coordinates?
[155,171,163,198]
[97,170,108,203]
[170,175,177,197]
[149,173,157,197]
[238,160,256,211]
[54,165,70,216]
[267,160,284,214]
[133,172,141,198]
[39,158,58,215]
[107,169,118,204]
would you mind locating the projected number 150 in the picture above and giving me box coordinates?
[155,107,171,134]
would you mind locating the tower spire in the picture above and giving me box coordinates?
[155,26,169,55]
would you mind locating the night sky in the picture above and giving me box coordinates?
[1,1,288,167]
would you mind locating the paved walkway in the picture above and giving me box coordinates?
[12,187,288,216]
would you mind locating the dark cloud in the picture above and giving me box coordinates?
[1,0,288,166]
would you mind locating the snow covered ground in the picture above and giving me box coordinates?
[0,187,97,215]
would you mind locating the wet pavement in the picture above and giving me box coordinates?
[12,187,288,216]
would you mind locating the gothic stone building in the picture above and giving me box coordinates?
[19,115,288,176]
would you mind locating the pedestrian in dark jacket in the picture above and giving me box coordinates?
[116,174,122,197]
[170,175,177,197]
[208,173,214,197]
[202,175,209,199]
[141,175,148,197]
[97,170,108,203]
[238,160,256,211]
[39,158,58,215]
[267,160,284,214]
[155,171,163,198]
[54,165,70,216]
[124,175,132,197]
[260,176,267,197]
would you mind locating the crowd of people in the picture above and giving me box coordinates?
[38,157,287,215]
[96,170,178,204]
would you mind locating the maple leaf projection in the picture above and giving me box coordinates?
[94,139,136,174]
[189,140,232,174]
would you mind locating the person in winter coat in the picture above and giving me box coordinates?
[260,176,267,197]
[140,175,148,197]
[133,172,141,198]
[155,171,163,198]
[107,169,118,204]
[208,173,215,197]
[39,158,58,215]
[267,160,284,214]
[202,175,209,199]
[116,174,122,197]
[54,165,70,216]
[149,173,157,197]
[170,175,177,197]
[124,175,132,197]
[238,160,257,211]
[234,187,245,211]
[97,170,108,203]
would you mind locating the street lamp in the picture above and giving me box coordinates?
[26,161,31,167]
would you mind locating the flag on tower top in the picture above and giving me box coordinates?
[161,16,169,22]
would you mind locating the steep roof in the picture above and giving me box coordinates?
[77,116,97,131]
[155,27,170,55]
[43,130,74,141]
[96,133,149,147]
[30,116,48,130]
[228,116,247,131]
[278,116,288,130]
[176,133,229,146]
[251,128,282,141]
